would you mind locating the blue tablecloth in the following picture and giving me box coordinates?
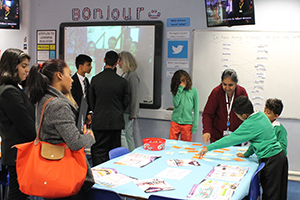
[92,139,259,200]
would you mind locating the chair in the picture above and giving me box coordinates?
[148,194,183,200]
[86,188,122,200]
[248,162,265,200]
[109,147,130,160]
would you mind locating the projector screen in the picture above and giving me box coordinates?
[59,21,163,109]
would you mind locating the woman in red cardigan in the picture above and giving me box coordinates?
[202,69,248,144]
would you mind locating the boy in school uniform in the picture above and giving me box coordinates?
[199,96,288,200]
[264,98,288,156]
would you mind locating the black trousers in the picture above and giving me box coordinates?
[260,150,288,200]
[7,166,28,200]
[91,129,121,166]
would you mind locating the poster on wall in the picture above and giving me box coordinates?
[36,30,56,63]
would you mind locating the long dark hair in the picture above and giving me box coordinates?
[0,48,30,85]
[170,70,192,96]
[26,59,67,104]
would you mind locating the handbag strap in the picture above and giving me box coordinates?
[34,97,56,145]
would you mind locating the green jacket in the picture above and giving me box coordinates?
[207,111,282,160]
[273,121,288,156]
[171,85,199,133]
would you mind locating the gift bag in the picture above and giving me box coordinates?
[14,97,87,199]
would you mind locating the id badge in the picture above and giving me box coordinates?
[223,130,232,136]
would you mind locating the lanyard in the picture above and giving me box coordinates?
[225,92,235,131]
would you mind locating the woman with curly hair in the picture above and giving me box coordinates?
[169,70,199,142]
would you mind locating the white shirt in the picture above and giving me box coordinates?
[76,73,87,98]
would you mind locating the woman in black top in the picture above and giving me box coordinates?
[0,48,36,200]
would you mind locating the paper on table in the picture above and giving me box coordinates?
[91,167,117,176]
[134,178,175,193]
[114,153,161,168]
[93,173,135,188]
[206,164,250,182]
[187,179,239,200]
[166,159,201,167]
[155,167,192,180]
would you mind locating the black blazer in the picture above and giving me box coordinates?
[0,84,36,166]
[71,73,90,108]
[89,68,129,130]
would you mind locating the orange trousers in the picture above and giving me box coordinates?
[169,121,193,142]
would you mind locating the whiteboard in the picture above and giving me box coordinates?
[192,30,300,119]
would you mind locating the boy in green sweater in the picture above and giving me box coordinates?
[199,96,288,200]
[264,98,288,156]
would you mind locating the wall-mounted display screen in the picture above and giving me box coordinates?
[0,0,19,29]
[205,0,255,27]
[59,21,163,109]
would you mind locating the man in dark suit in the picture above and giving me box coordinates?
[89,51,129,166]
[71,54,92,107]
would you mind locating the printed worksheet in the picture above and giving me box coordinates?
[166,159,201,167]
[155,167,192,180]
[91,167,117,177]
[134,178,175,193]
[113,153,161,168]
[91,167,135,188]
[93,173,135,188]
[187,179,239,200]
[206,164,250,182]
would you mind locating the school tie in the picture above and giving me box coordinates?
[83,78,88,99]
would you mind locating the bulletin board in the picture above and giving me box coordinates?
[192,30,300,119]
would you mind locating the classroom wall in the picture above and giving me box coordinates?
[1,0,300,173]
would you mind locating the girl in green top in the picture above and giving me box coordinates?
[168,70,199,142]
[199,96,288,200]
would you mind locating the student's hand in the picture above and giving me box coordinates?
[202,133,211,145]
[199,147,208,158]
[180,81,186,88]
[236,152,245,158]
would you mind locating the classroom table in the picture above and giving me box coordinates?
[92,139,259,200]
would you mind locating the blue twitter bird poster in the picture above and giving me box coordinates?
[168,41,188,58]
